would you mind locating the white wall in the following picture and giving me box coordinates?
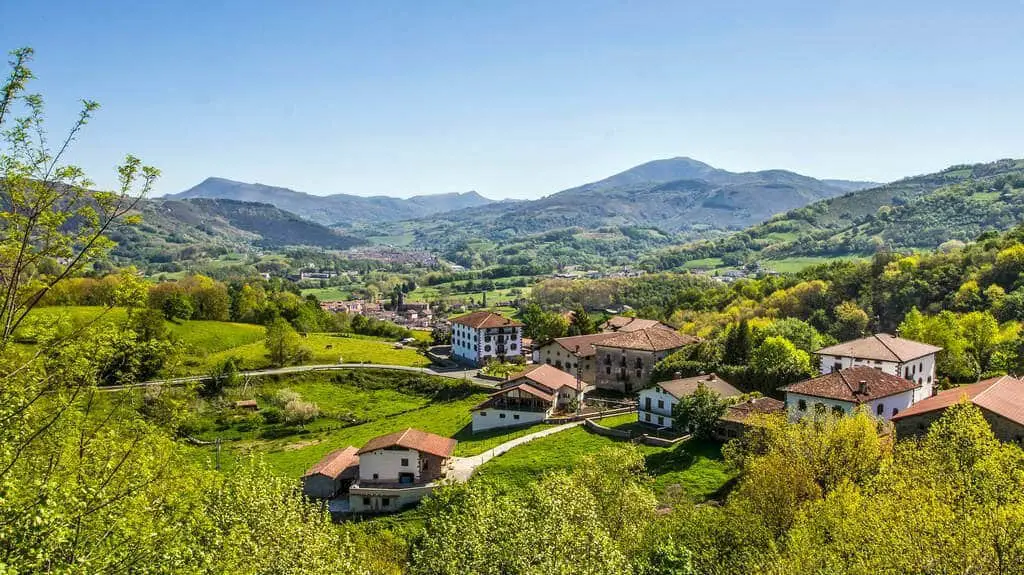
[472,408,547,432]
[638,387,676,418]
[348,484,435,513]
[817,353,937,402]
[784,389,917,421]
[818,354,899,376]
[638,409,673,428]
[358,449,420,483]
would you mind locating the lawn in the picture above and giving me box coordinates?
[300,286,354,301]
[764,255,864,273]
[681,257,725,270]
[471,413,734,501]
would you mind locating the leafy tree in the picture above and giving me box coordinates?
[723,319,753,365]
[161,291,194,321]
[204,356,240,397]
[519,303,568,344]
[749,336,813,392]
[831,300,869,341]
[567,304,597,336]
[671,382,728,438]
[264,316,311,367]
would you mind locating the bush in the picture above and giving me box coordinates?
[283,400,319,426]
[272,388,301,408]
[262,406,283,424]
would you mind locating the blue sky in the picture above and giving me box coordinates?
[3,0,1023,199]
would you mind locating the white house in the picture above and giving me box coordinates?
[637,373,741,428]
[815,333,942,402]
[781,366,921,421]
[348,428,456,514]
[471,364,588,432]
[450,311,524,367]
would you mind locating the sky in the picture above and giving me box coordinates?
[3,0,1023,200]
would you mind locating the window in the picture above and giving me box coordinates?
[832,405,845,416]
[645,397,652,410]
[876,403,884,416]
[513,414,520,420]
[363,497,371,506]
[635,358,643,369]
[401,458,409,467]
[510,344,517,350]
[480,411,487,416]
[798,399,807,411]
[382,498,390,508]
[833,362,842,373]
[372,473,379,480]
[635,369,642,379]
[657,416,664,426]
[485,335,491,342]
[892,408,899,417]
[605,366,611,375]
[484,345,491,352]
[645,413,651,422]
[604,355,611,365]
[814,403,826,415]
[657,399,664,409]
[545,359,551,365]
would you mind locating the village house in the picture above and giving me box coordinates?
[637,373,741,428]
[348,428,457,514]
[534,332,620,385]
[450,311,524,366]
[781,366,921,421]
[815,333,942,402]
[593,327,699,393]
[470,364,589,432]
[892,375,1024,443]
[301,446,360,499]
[714,396,786,441]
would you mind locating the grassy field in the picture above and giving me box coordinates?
[299,286,355,301]
[681,257,725,270]
[765,255,864,273]
[471,412,733,501]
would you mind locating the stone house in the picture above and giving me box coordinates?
[533,332,619,385]
[892,375,1024,443]
[470,365,588,432]
[714,397,786,441]
[348,428,456,513]
[593,327,699,393]
[301,446,360,499]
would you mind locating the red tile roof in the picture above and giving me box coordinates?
[549,332,620,358]
[816,333,942,363]
[472,382,556,411]
[357,428,457,458]
[892,375,1024,425]
[655,373,741,399]
[720,397,786,424]
[303,446,360,479]
[595,327,698,352]
[451,311,524,329]
[506,364,582,392]
[781,366,919,403]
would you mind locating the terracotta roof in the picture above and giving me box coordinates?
[594,327,698,352]
[548,333,620,358]
[601,316,675,333]
[472,382,555,410]
[506,364,582,392]
[782,367,919,403]
[655,373,742,399]
[357,428,457,458]
[303,446,360,479]
[451,311,524,329]
[892,375,1024,425]
[816,333,942,363]
[720,397,786,424]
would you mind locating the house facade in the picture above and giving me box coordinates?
[815,333,942,402]
[534,333,619,385]
[637,373,741,428]
[301,446,360,499]
[471,365,588,432]
[348,428,456,513]
[781,366,921,421]
[593,327,699,393]
[450,311,524,366]
[892,375,1024,443]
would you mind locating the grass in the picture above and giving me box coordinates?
[681,257,725,270]
[452,422,557,457]
[764,255,864,273]
[300,287,354,301]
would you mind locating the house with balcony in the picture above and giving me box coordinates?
[815,333,942,402]
[781,366,921,421]
[347,428,457,514]
[637,373,741,428]
[470,364,589,432]
[593,327,699,393]
[450,311,524,366]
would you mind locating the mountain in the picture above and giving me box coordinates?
[109,197,365,263]
[647,158,1024,269]
[377,158,880,254]
[166,177,494,226]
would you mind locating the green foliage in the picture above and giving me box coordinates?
[748,336,813,393]
[519,302,568,344]
[567,304,597,336]
[264,317,312,367]
[671,383,728,438]
[723,319,752,365]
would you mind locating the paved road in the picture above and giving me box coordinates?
[101,363,497,391]
[449,421,584,482]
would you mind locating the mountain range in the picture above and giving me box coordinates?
[165,177,495,226]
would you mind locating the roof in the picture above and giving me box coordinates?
[816,333,942,363]
[720,397,786,424]
[357,428,457,458]
[654,373,742,400]
[547,332,620,358]
[303,446,360,479]
[507,364,582,391]
[601,316,675,333]
[450,311,524,329]
[472,382,555,410]
[781,366,919,403]
[594,327,698,352]
[892,375,1024,425]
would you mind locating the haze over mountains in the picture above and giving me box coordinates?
[166,177,495,226]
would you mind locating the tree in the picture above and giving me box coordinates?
[283,399,320,427]
[520,303,568,344]
[672,383,728,438]
[567,305,596,336]
[831,301,869,341]
[161,291,194,321]
[264,317,310,367]
[204,356,240,397]
[723,319,753,365]
[749,336,813,392]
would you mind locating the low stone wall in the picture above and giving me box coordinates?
[580,413,691,447]
[637,433,690,447]
[584,418,632,439]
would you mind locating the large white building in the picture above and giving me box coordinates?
[637,373,741,429]
[470,364,589,432]
[815,333,942,402]
[450,311,524,366]
[781,366,921,421]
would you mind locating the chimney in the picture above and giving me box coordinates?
[858,380,868,395]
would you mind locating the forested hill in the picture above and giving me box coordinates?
[166,177,495,226]
[649,158,1024,269]
[110,197,365,263]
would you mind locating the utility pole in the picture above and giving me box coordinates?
[215,438,222,471]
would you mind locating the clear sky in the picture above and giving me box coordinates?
[3,0,1023,199]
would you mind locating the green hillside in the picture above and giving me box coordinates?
[649,158,1024,269]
